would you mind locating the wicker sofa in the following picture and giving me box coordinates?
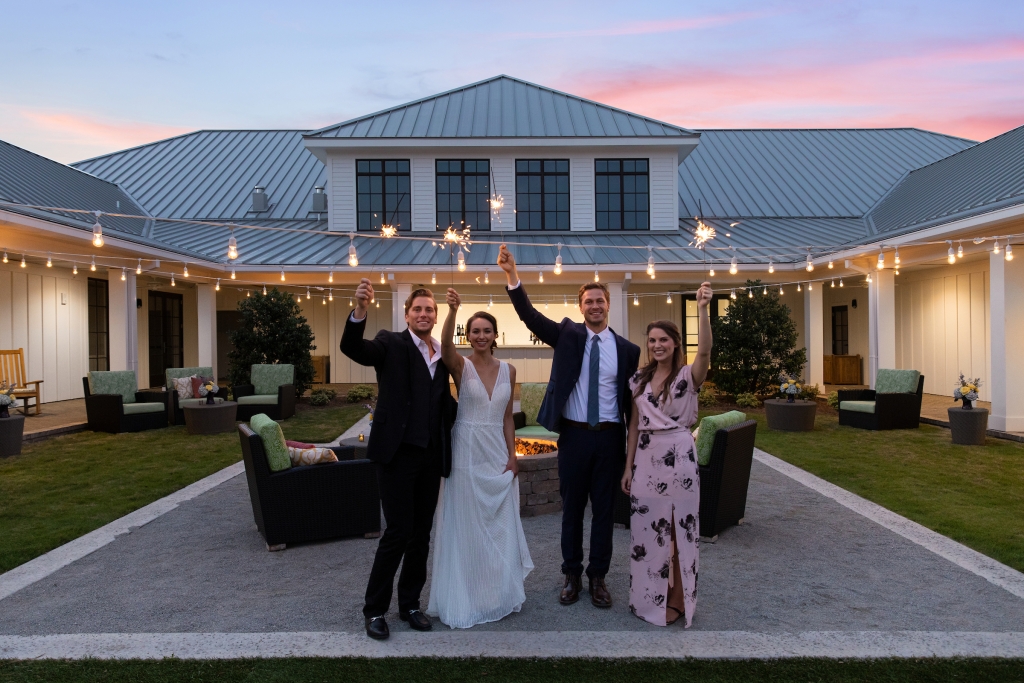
[165,366,227,425]
[238,423,381,549]
[233,364,297,421]
[838,369,924,430]
[82,371,169,433]
[511,383,560,441]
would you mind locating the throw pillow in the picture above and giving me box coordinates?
[288,446,339,467]
[285,440,316,449]
[191,375,214,398]
[249,413,290,472]
[172,376,194,399]
[693,410,747,466]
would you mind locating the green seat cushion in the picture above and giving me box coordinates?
[515,425,560,441]
[693,410,747,466]
[178,397,225,407]
[88,371,138,404]
[839,400,876,414]
[519,383,547,426]
[123,402,166,415]
[251,364,294,396]
[875,369,920,394]
[237,394,280,406]
[165,367,214,390]
[250,413,290,472]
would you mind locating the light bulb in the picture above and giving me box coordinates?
[538,270,544,283]
[806,256,814,272]
[20,254,26,268]
[948,245,956,264]
[797,283,802,292]
[322,295,326,305]
[281,268,286,281]
[994,240,1001,255]
[227,234,238,260]
[484,270,490,284]
[633,293,639,306]
[768,259,774,274]
[90,256,96,272]
[231,268,236,280]
[555,255,563,275]
[877,252,884,270]
[808,282,812,290]
[297,294,301,302]
[1,251,6,263]
[488,295,493,309]
[647,255,655,277]
[866,273,872,283]
[748,289,753,298]
[563,295,568,307]
[246,290,250,297]
[763,286,768,295]
[328,270,334,283]
[594,270,599,282]
[895,268,900,275]
[46,253,52,268]
[380,272,386,284]
[349,298,353,307]
[666,293,672,304]
[348,243,359,267]
[730,289,736,300]
[171,273,176,286]
[779,286,783,295]
[831,279,835,288]
[136,258,142,275]
[828,259,834,269]
[328,289,333,301]
[376,300,380,308]
[729,256,738,275]
[431,272,437,284]
[263,284,267,295]
[215,278,220,291]
[545,302,549,309]
[457,247,466,272]
[73,263,78,275]
[1006,243,1014,261]
[183,264,189,278]
[92,212,104,247]
[840,278,844,287]
[709,268,715,277]
[895,249,901,265]
[120,268,126,281]
[306,287,310,300]
[957,242,963,259]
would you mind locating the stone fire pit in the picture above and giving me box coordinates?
[516,438,561,517]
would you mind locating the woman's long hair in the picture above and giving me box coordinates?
[633,320,684,404]
[466,311,499,353]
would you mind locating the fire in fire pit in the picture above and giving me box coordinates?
[515,438,557,457]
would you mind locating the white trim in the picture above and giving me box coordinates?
[0,462,244,603]
[754,449,1024,600]
[305,137,697,153]
[2,630,1022,660]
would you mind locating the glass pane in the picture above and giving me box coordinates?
[437,160,448,172]
[556,176,569,193]
[686,300,698,315]
[623,160,634,172]
[557,160,569,172]
[357,160,369,173]
[636,159,648,171]
[516,160,528,172]
[369,160,381,173]
[718,299,731,316]
[595,160,607,172]
[385,160,397,173]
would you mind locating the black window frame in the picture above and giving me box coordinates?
[87,278,109,372]
[356,159,411,232]
[515,159,570,231]
[435,159,490,231]
[595,158,649,231]
[832,306,849,355]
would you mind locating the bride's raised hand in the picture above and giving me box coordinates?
[446,288,461,310]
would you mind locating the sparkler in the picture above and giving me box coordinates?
[692,200,716,278]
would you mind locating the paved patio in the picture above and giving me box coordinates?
[1,444,1022,659]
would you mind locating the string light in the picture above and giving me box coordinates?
[376,300,380,308]
[183,264,189,278]
[647,246,656,278]
[328,288,333,301]
[948,242,956,264]
[488,295,493,309]
[73,263,78,275]
[876,250,884,270]
[957,241,964,259]
[484,269,490,284]
[349,298,353,307]
[457,246,466,272]
[171,273,176,286]
[895,268,900,275]
[894,248,901,266]
[215,278,220,291]
[729,255,738,275]
[431,271,437,284]
[730,289,736,300]
[322,295,326,305]
[328,270,334,283]
[797,282,802,292]
[666,292,672,304]
[555,243,563,275]
[136,258,142,275]
[227,228,238,260]
[380,271,386,284]
[1006,243,1014,261]
[633,293,639,306]
[306,287,311,300]
[866,273,872,283]
[1,250,6,263]
[779,285,784,295]
[808,282,813,291]
[828,259,834,269]
[545,301,549,309]
[120,268,126,281]
[806,253,814,272]
[748,289,753,298]
[280,268,286,282]
[831,279,835,288]
[231,268,236,280]
[46,253,52,267]
[263,284,267,295]
[763,286,768,295]
[90,256,96,272]
[709,267,715,277]
[840,278,844,287]
[348,234,359,267]
[994,240,1001,255]
[538,270,544,283]
[594,270,599,282]
[768,258,774,274]
[297,294,302,302]
[246,290,250,297]
[91,211,104,247]
[20,254,26,268]
[563,295,568,307]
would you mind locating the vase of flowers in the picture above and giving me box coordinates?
[0,382,15,418]
[779,373,802,403]
[199,380,219,405]
[953,374,981,409]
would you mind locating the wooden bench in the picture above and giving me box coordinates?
[0,348,43,415]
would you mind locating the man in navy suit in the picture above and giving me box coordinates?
[499,244,641,609]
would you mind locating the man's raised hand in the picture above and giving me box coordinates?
[497,244,519,286]
[696,281,713,310]
[353,278,374,319]
[446,288,461,310]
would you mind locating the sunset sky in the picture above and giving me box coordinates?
[3,0,1022,162]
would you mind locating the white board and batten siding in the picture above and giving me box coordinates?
[411,155,436,231]
[0,264,89,403]
[570,157,594,231]
[329,154,357,232]
[649,151,680,231]
[894,262,990,400]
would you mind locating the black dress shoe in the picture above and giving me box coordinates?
[559,574,582,605]
[589,576,612,608]
[399,609,432,631]
[365,615,389,640]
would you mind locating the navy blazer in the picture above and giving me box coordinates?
[507,283,641,435]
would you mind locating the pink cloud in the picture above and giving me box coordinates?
[18,109,190,152]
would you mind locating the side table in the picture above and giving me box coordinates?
[947,407,988,445]
[338,436,369,461]
[0,415,25,457]
[182,401,238,435]
[764,398,817,431]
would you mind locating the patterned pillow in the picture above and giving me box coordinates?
[191,375,214,397]
[172,376,194,399]
[249,413,290,472]
[288,446,339,467]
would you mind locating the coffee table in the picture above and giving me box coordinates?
[182,401,238,435]
[764,398,817,431]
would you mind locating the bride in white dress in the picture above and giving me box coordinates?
[427,288,534,628]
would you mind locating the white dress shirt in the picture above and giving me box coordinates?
[350,311,439,378]
[564,326,619,423]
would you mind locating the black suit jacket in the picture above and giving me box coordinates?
[507,283,641,435]
[340,316,456,476]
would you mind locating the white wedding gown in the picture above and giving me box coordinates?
[427,360,534,628]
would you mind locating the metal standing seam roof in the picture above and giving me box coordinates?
[678,129,975,219]
[868,123,1024,237]
[0,139,147,235]
[305,75,698,139]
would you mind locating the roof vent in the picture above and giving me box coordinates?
[251,186,269,212]
[311,186,327,212]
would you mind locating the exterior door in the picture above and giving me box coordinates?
[148,291,183,388]
[831,306,849,356]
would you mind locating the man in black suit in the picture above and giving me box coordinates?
[341,278,456,641]
[499,244,641,609]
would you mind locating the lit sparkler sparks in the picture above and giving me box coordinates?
[694,220,716,247]
[380,224,397,238]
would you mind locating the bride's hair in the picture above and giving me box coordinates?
[633,320,683,404]
[466,311,499,353]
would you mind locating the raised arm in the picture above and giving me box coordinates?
[502,364,519,477]
[441,288,465,391]
[340,278,388,367]
[498,244,560,346]
[690,281,713,387]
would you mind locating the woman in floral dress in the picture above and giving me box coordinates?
[621,282,712,627]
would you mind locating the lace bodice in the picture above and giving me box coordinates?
[455,359,510,427]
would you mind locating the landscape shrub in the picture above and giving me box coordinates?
[799,383,820,401]
[698,383,718,408]
[308,388,333,407]
[347,384,376,402]
[827,391,840,410]
[735,392,761,409]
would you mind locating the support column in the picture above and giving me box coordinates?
[989,250,1024,432]
[196,283,217,377]
[392,283,411,332]
[867,270,896,387]
[107,269,138,376]
[804,284,824,388]
[608,280,624,336]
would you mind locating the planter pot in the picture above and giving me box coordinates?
[947,407,988,445]
[764,399,817,432]
[0,414,25,457]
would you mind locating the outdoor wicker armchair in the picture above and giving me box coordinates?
[838,371,924,430]
[82,373,169,434]
[698,419,757,539]
[233,364,297,421]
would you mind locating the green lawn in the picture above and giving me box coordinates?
[0,405,366,573]
[730,408,1024,572]
[2,657,1023,683]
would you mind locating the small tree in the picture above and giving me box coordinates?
[228,288,316,394]
[710,279,807,396]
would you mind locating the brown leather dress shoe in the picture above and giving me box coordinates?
[559,574,582,605]
[589,576,612,608]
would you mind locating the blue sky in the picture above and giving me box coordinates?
[2,0,1022,162]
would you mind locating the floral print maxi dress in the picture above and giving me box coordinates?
[628,365,700,627]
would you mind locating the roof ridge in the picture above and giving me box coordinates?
[0,138,131,193]
[695,127,977,143]
[72,129,313,167]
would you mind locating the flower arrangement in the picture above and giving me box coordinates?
[779,373,803,402]
[198,379,219,405]
[0,381,15,418]
[953,373,982,409]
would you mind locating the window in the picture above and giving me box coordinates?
[515,159,569,230]
[436,160,490,231]
[682,295,731,365]
[357,160,411,232]
[595,159,649,230]
[87,278,109,372]
[832,306,849,355]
